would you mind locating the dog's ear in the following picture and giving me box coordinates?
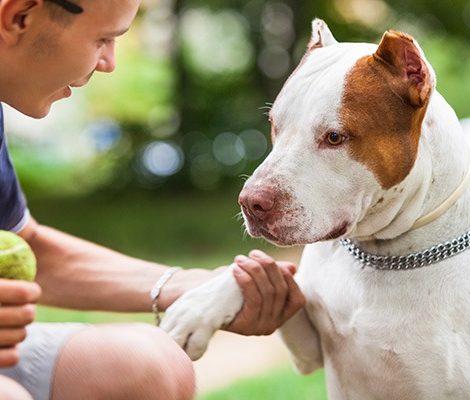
[374,31,434,108]
[308,18,338,51]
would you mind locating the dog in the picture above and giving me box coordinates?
[161,19,470,399]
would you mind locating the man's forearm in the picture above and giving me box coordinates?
[21,221,211,312]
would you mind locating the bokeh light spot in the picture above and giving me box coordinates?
[239,129,268,160]
[180,8,253,77]
[212,132,245,166]
[258,46,291,79]
[190,154,222,190]
[142,141,184,177]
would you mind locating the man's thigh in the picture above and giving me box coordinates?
[0,323,85,400]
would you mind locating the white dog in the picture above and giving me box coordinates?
[162,19,470,399]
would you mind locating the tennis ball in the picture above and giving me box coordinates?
[0,230,36,282]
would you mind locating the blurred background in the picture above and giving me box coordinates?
[5,0,470,398]
[6,0,470,265]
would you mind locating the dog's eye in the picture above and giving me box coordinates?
[326,131,346,146]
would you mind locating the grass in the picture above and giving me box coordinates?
[36,305,154,324]
[199,367,327,400]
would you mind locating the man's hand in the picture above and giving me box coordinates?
[0,279,41,368]
[161,249,305,360]
[226,249,305,335]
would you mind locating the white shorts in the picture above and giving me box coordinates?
[0,323,85,400]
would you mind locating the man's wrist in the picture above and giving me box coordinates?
[150,267,182,325]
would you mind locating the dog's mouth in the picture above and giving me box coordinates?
[259,227,296,246]
[258,227,276,241]
[245,222,299,246]
[318,222,350,241]
[245,218,350,246]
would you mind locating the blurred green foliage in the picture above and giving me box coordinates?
[9,0,470,198]
[381,0,470,40]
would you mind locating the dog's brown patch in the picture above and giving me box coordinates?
[340,30,433,190]
[339,54,429,189]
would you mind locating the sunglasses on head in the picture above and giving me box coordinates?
[44,0,84,14]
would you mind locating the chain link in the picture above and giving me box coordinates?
[340,230,470,270]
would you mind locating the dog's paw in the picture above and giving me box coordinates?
[160,266,243,361]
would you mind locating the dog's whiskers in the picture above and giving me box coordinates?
[258,102,273,110]
[259,102,273,117]
[233,211,245,222]
[241,229,249,240]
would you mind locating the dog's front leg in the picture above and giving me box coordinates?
[278,308,323,374]
[160,265,243,361]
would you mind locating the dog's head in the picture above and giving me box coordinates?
[239,19,436,246]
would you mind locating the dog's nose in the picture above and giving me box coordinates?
[239,189,275,221]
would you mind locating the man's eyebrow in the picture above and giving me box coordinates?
[104,28,130,37]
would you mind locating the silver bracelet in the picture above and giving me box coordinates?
[150,267,182,326]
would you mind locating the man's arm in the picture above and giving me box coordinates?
[20,218,211,313]
[19,218,305,336]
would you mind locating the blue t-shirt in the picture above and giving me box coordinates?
[0,103,28,232]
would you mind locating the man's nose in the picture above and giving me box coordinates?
[96,42,116,73]
[239,188,276,221]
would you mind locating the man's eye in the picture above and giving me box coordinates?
[99,38,114,46]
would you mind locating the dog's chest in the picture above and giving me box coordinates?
[298,241,470,399]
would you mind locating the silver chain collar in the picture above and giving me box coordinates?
[340,230,470,270]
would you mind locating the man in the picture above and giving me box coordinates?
[0,0,306,399]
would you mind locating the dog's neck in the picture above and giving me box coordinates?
[352,91,470,255]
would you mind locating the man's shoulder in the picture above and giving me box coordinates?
[0,102,28,232]
[0,102,4,139]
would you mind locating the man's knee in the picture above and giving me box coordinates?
[0,375,33,400]
[53,323,195,400]
[130,324,195,400]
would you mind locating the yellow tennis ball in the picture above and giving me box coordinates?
[0,230,37,282]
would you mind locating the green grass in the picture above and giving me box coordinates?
[36,305,154,324]
[198,367,327,400]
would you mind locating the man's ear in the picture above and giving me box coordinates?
[373,30,435,108]
[0,0,42,45]
[307,18,338,52]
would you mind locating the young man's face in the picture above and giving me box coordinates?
[6,0,141,118]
